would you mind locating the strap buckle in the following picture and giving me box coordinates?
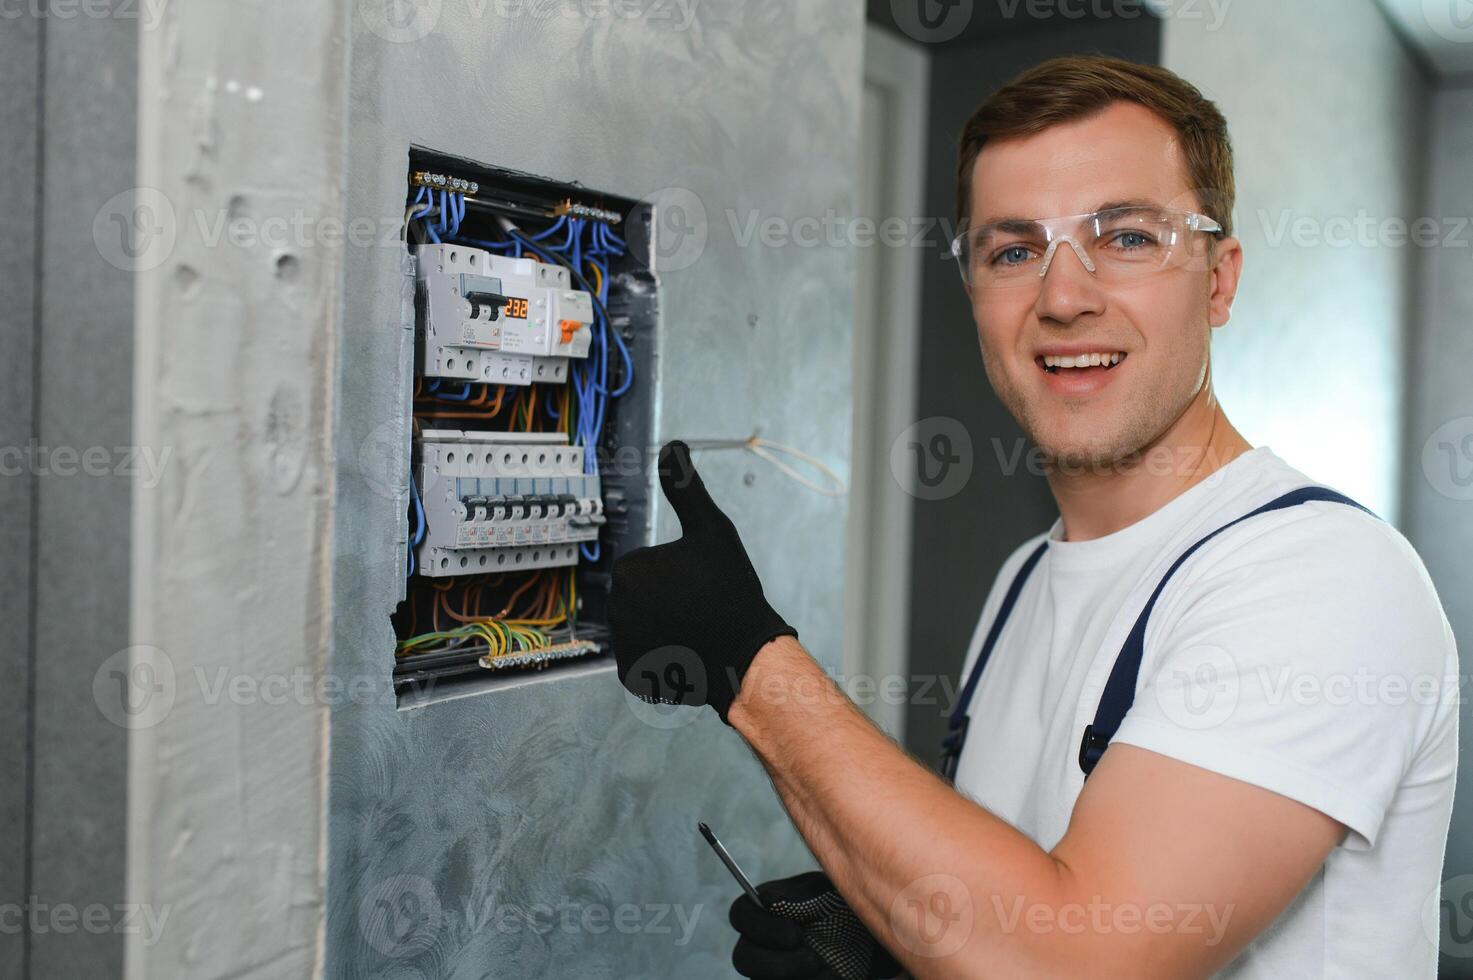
[1077,724,1109,777]
[939,715,969,783]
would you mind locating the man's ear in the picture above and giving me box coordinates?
[1207,236,1243,328]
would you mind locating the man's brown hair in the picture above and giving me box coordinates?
[956,55,1235,236]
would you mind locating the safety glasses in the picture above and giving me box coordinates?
[949,205,1223,290]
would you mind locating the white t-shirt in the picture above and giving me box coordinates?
[952,447,1459,978]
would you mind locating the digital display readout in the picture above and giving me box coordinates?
[502,297,529,319]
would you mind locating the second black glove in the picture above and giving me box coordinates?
[729,871,902,980]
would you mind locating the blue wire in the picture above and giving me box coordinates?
[435,382,472,401]
[584,255,633,398]
[411,477,425,545]
[541,217,577,255]
[531,216,567,242]
[605,325,633,397]
[412,185,433,243]
[510,229,635,474]
[407,475,425,577]
[510,231,561,266]
[580,539,601,563]
[456,235,516,253]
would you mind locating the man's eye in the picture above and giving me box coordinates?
[990,245,1035,266]
[1108,230,1155,249]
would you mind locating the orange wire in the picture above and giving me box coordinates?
[438,589,490,625]
[498,571,544,618]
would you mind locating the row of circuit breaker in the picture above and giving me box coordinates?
[415,430,605,577]
[417,243,595,386]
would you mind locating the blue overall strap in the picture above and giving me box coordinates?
[1076,486,1377,778]
[940,539,1049,783]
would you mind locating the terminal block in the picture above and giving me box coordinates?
[416,243,595,386]
[415,429,604,577]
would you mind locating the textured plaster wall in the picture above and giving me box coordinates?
[327,3,862,977]
[129,2,347,977]
[1161,0,1428,519]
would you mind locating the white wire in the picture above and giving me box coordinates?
[680,436,846,497]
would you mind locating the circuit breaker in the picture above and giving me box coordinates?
[415,430,604,577]
[416,244,595,385]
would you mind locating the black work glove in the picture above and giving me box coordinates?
[730,871,903,980]
[609,440,797,723]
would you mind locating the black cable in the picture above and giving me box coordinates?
[505,227,611,323]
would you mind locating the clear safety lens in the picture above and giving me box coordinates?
[950,206,1221,289]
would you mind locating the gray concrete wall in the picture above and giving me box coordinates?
[1,5,136,979]
[1403,83,1473,976]
[325,2,862,977]
[0,12,41,980]
[32,9,137,978]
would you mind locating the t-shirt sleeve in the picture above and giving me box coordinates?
[1110,504,1457,850]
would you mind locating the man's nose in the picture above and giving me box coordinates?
[1033,239,1106,324]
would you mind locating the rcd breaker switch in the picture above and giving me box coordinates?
[416,244,596,386]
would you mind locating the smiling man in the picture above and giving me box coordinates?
[609,56,1459,978]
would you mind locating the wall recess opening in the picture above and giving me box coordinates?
[391,148,657,704]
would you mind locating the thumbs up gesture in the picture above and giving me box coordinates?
[609,441,798,723]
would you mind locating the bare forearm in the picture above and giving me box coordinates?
[728,637,1080,979]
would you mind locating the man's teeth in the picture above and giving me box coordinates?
[1042,352,1124,369]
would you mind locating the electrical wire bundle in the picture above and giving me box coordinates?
[395,570,577,664]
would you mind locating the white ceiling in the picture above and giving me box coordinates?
[1377,0,1473,75]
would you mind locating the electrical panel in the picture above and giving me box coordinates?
[391,153,656,697]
